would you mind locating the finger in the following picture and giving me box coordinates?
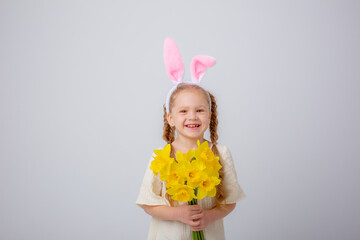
[191,213,204,220]
[191,209,201,214]
[190,219,201,227]
[192,226,202,232]
[191,209,202,215]
[190,206,201,212]
[191,205,200,210]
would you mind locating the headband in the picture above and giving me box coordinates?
[163,37,216,113]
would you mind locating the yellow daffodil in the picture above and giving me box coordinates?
[195,140,213,160]
[175,149,193,177]
[166,161,184,187]
[167,184,195,202]
[150,144,174,181]
[175,150,205,188]
[196,176,221,200]
[186,162,205,189]
[195,140,222,178]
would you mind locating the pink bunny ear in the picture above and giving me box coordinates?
[190,55,216,83]
[163,38,184,84]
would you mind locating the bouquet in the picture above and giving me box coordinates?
[150,141,222,240]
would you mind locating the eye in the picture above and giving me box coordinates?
[179,110,187,113]
[197,109,205,112]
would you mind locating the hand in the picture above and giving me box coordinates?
[190,209,210,232]
[174,203,204,228]
[190,203,237,231]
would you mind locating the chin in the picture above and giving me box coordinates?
[184,132,206,140]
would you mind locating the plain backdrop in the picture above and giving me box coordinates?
[1,0,359,239]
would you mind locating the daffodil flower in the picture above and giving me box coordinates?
[196,176,221,199]
[195,140,222,178]
[167,184,195,202]
[150,144,174,181]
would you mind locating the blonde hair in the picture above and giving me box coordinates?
[162,83,225,206]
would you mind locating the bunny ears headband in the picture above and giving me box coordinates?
[164,37,216,113]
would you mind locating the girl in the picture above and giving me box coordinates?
[136,38,246,240]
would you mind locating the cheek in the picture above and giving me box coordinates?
[201,115,211,125]
[174,116,186,123]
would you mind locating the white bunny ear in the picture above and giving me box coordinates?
[163,38,184,84]
[190,55,216,83]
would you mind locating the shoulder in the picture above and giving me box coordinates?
[214,143,231,156]
[214,143,235,165]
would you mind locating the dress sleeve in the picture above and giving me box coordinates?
[136,155,170,208]
[219,145,247,204]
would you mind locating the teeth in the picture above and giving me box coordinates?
[187,124,200,128]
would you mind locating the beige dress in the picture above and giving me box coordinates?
[136,143,246,240]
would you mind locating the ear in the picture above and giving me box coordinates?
[164,38,184,84]
[166,113,174,127]
[190,55,216,83]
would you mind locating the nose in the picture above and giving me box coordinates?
[188,110,198,120]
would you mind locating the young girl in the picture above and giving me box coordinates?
[136,38,246,240]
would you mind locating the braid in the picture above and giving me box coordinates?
[208,92,225,205]
[162,104,177,206]
[162,105,175,144]
[209,92,218,145]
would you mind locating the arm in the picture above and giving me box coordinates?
[190,203,236,232]
[142,205,178,221]
[142,204,203,227]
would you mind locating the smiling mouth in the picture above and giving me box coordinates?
[185,124,201,128]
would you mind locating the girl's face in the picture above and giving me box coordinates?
[167,89,211,141]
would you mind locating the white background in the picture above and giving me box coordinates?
[1,0,359,239]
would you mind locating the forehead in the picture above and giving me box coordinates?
[172,89,209,108]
